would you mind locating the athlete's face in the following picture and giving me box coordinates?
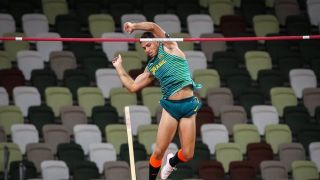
[141,41,159,58]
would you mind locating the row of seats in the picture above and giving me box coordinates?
[1,100,320,155]
[1,40,320,75]
[1,0,320,42]
[1,10,319,44]
[4,158,320,180]
[0,41,319,90]
[0,85,161,117]
[0,0,318,28]
[0,0,206,27]
[1,39,320,77]
[0,79,319,117]
[2,117,320,156]
[0,65,319,107]
[1,10,319,39]
[1,125,320,179]
[1,90,320,141]
[1,43,320,106]
[6,157,138,180]
[1,142,133,179]
[1,67,319,114]
[0,69,318,178]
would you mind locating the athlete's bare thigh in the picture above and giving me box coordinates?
[178,114,196,159]
[153,108,178,159]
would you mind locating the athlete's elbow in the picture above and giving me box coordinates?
[147,22,157,32]
[127,88,136,93]
[127,86,139,93]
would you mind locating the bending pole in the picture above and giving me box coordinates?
[0,34,320,42]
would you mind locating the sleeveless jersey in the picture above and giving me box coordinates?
[146,43,202,99]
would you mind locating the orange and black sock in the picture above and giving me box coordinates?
[169,149,188,167]
[149,154,162,180]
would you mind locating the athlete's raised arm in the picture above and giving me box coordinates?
[112,54,154,93]
[123,22,179,50]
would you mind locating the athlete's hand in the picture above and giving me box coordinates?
[123,22,134,34]
[112,54,122,68]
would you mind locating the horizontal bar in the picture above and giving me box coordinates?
[0,35,320,42]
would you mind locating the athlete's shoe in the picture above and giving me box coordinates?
[160,153,176,179]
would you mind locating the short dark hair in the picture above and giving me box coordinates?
[140,32,155,39]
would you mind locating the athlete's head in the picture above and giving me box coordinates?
[140,32,160,59]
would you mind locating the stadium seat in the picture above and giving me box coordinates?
[0,13,15,42]
[126,106,152,135]
[26,143,54,172]
[63,69,90,98]
[105,124,128,154]
[200,124,229,154]
[270,87,298,117]
[206,87,234,117]
[247,143,274,171]
[49,51,77,80]
[101,32,129,61]
[60,106,88,134]
[0,143,22,172]
[141,87,162,118]
[279,143,306,172]
[104,161,131,180]
[77,87,105,117]
[187,14,214,39]
[289,69,317,99]
[208,0,234,26]
[91,105,119,136]
[57,142,85,172]
[13,86,41,117]
[309,142,320,171]
[41,160,69,180]
[36,32,63,62]
[31,69,57,97]
[260,161,288,180]
[253,15,280,43]
[220,105,247,135]
[233,124,261,154]
[244,51,272,80]
[11,124,39,154]
[22,14,49,37]
[274,0,301,25]
[28,105,55,135]
[193,69,221,98]
[302,88,320,116]
[292,160,319,180]
[265,124,292,154]
[42,124,70,154]
[89,143,117,173]
[110,87,137,117]
[17,50,45,80]
[45,87,73,117]
[88,14,115,38]
[0,106,24,136]
[3,32,29,61]
[137,124,158,154]
[0,69,25,97]
[215,143,242,172]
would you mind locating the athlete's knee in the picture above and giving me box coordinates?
[153,146,166,159]
[180,148,194,161]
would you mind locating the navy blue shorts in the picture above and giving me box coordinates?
[160,96,202,120]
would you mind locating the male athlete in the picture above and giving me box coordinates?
[112,21,202,180]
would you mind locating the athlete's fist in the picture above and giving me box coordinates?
[112,54,122,68]
[123,22,134,34]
